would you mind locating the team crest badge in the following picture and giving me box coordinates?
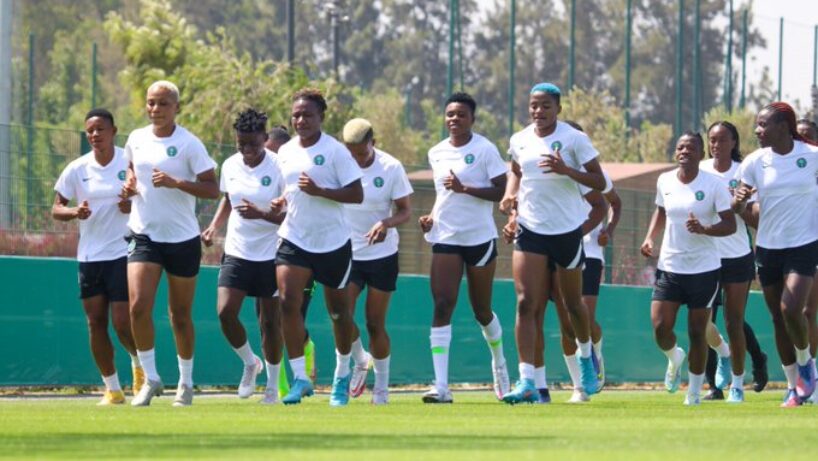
[728,179,738,188]
[261,176,271,186]
[118,170,126,181]
[550,141,562,152]
[314,155,325,166]
[166,146,178,157]
[695,191,705,201]
[373,176,385,188]
[797,158,807,168]
[464,154,475,164]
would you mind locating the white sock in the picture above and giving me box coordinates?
[782,363,798,389]
[576,340,592,359]
[290,356,307,381]
[129,353,141,368]
[518,362,535,381]
[713,338,731,358]
[731,373,744,390]
[350,337,369,365]
[593,338,603,357]
[335,350,351,379]
[563,354,582,390]
[178,356,193,387]
[480,313,506,366]
[535,366,547,389]
[688,372,704,397]
[265,361,280,393]
[136,349,160,381]
[795,346,811,366]
[662,345,684,369]
[102,372,121,392]
[373,356,390,391]
[233,341,256,366]
[430,325,452,391]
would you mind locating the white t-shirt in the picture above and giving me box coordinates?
[699,159,752,258]
[124,125,216,243]
[277,133,362,253]
[425,133,508,245]
[54,147,129,262]
[509,121,600,235]
[582,171,614,262]
[738,141,818,249]
[655,169,732,274]
[344,149,413,261]
[219,150,284,261]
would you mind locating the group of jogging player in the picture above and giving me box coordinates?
[53,78,817,408]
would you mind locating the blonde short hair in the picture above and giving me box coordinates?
[147,80,180,102]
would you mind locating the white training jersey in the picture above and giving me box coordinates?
[655,169,732,274]
[277,132,362,253]
[509,121,600,235]
[344,149,413,261]
[425,133,507,246]
[581,170,614,262]
[738,141,818,249]
[699,159,752,259]
[54,147,129,262]
[124,124,216,243]
[219,150,284,261]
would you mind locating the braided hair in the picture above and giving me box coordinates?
[762,102,818,146]
[233,108,268,134]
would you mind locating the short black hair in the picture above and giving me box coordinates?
[679,130,704,151]
[293,88,328,116]
[85,108,115,126]
[268,125,291,143]
[445,92,477,116]
[233,108,268,133]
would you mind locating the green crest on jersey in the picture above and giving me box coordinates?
[117,170,126,181]
[797,157,807,168]
[373,176,385,188]
[261,175,271,186]
[464,153,475,164]
[695,190,705,201]
[166,146,178,157]
[729,179,738,188]
[550,141,563,152]
[314,155,325,166]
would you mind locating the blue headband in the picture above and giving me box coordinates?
[530,82,561,95]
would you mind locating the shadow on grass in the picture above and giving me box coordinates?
[0,432,556,456]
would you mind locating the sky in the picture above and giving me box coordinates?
[727,0,816,111]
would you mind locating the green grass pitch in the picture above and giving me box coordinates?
[0,390,816,460]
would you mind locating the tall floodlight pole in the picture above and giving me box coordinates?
[724,0,733,112]
[508,0,516,138]
[739,9,748,109]
[286,0,295,63]
[675,0,684,143]
[693,0,701,128]
[624,0,632,131]
[568,0,576,90]
[0,0,12,227]
[778,17,784,100]
[91,42,98,108]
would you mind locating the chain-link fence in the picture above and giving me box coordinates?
[0,124,660,286]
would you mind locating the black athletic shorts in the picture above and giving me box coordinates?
[720,251,756,284]
[127,232,201,277]
[78,256,128,301]
[652,268,720,309]
[349,252,399,292]
[514,224,585,270]
[432,239,497,267]
[756,240,818,286]
[218,254,277,298]
[582,258,604,296]
[276,238,353,289]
